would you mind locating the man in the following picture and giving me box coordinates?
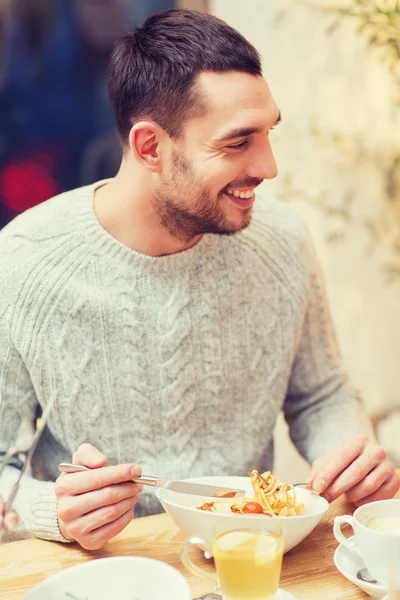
[0,9,398,550]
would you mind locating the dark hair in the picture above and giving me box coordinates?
[107,9,262,145]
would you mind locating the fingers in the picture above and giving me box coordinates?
[343,460,395,504]
[72,443,107,469]
[353,472,400,507]
[0,497,19,532]
[55,450,144,548]
[322,443,386,501]
[308,435,398,506]
[3,510,19,532]
[65,495,138,541]
[57,481,142,521]
[78,506,135,551]
[310,434,369,494]
[55,463,142,496]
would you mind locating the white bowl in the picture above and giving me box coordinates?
[156,475,329,553]
[21,556,192,600]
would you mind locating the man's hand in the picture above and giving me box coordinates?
[307,434,400,506]
[55,443,143,550]
[0,497,19,532]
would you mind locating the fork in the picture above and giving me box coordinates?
[0,394,56,538]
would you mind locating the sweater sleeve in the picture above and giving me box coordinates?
[282,232,374,464]
[0,305,70,542]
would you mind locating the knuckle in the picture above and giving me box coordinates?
[374,446,386,462]
[54,478,68,497]
[101,486,115,505]
[54,485,64,498]
[351,467,363,482]
[65,522,79,538]
[103,504,120,522]
[57,503,73,522]
[90,474,105,491]
[355,433,369,447]
[383,461,394,478]
[79,521,94,537]
[115,483,130,501]
[363,481,376,495]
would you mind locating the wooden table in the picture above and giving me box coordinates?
[0,490,398,600]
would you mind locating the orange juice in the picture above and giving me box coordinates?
[212,530,283,600]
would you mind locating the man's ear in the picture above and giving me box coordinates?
[128,121,165,173]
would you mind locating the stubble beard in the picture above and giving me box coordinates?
[152,150,252,242]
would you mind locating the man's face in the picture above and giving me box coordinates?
[154,71,280,240]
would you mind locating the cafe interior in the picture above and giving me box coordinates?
[0,0,399,599]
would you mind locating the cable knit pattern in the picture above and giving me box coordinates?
[0,180,372,542]
[118,285,154,466]
[157,272,198,462]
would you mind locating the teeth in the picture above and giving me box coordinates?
[226,189,254,199]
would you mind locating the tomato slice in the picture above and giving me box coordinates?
[242,501,264,514]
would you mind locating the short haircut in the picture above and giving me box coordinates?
[107,8,262,145]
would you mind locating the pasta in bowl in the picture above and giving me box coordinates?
[197,471,305,517]
[156,472,329,553]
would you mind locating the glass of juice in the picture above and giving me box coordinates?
[181,526,284,600]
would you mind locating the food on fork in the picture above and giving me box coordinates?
[196,471,304,517]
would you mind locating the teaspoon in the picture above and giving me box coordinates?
[357,567,378,584]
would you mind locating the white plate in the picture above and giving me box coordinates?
[334,537,387,599]
[274,590,298,599]
[21,556,192,600]
[202,591,297,599]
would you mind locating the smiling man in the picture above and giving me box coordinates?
[0,9,398,549]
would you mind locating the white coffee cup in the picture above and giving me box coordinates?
[333,499,400,586]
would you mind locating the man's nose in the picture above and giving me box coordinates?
[246,138,278,181]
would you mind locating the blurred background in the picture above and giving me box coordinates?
[0,0,398,479]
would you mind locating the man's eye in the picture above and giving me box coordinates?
[227,140,248,150]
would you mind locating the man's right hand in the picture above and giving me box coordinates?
[55,443,143,550]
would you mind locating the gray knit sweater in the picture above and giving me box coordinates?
[0,180,371,542]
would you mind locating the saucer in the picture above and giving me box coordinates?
[334,536,387,599]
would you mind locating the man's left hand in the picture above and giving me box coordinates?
[307,434,400,506]
[0,497,19,532]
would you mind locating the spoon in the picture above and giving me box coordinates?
[357,567,378,584]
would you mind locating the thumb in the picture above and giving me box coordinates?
[72,443,107,469]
